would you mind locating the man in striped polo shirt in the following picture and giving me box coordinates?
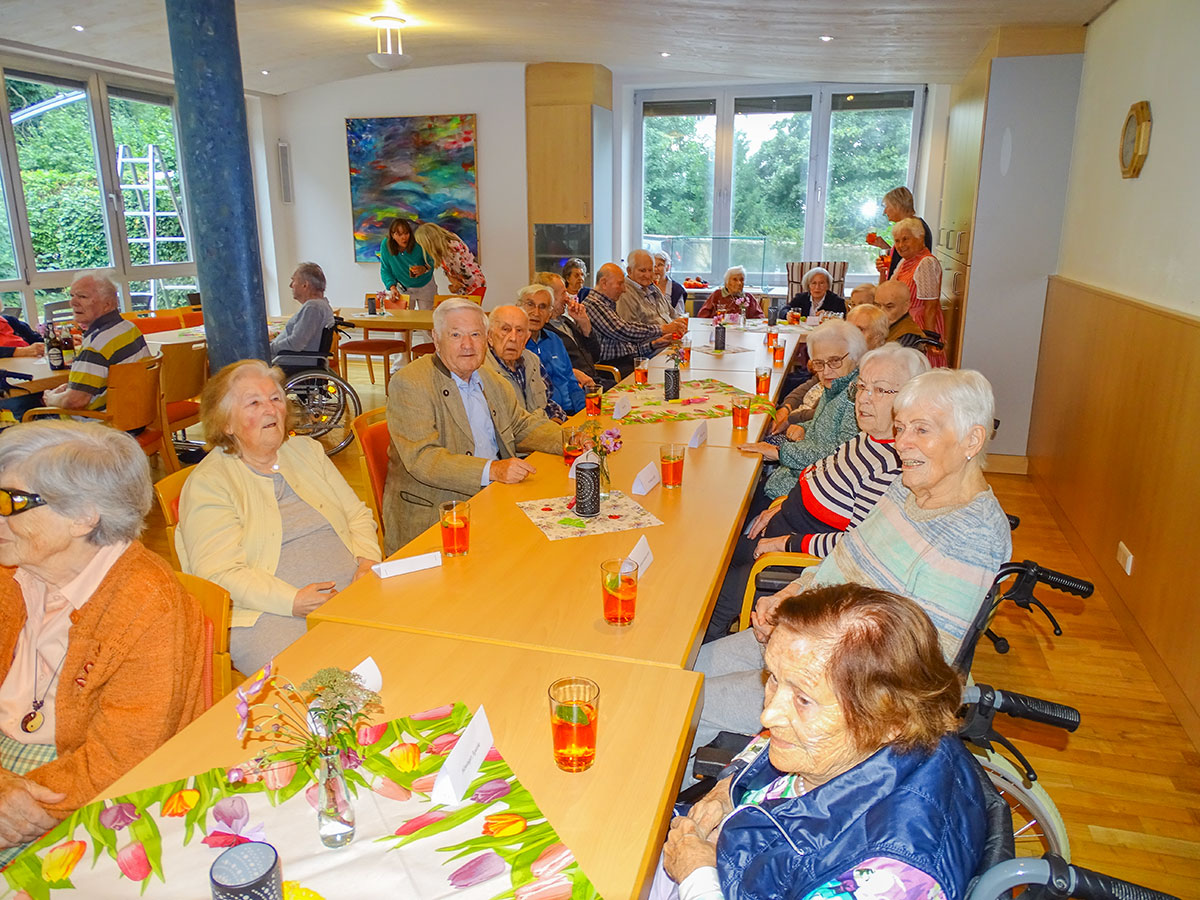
[42,274,149,412]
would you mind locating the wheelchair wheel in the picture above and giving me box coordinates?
[284,369,361,455]
[975,748,1070,862]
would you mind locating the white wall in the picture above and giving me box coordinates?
[259,63,528,314]
[1058,0,1200,317]
[913,84,951,238]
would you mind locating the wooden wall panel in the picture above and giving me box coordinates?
[525,104,592,223]
[1029,276,1200,723]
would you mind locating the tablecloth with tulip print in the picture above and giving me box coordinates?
[599,379,774,424]
[1,703,599,900]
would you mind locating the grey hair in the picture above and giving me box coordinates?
[73,272,120,307]
[808,318,868,364]
[292,261,326,293]
[894,369,995,447]
[652,250,670,265]
[432,298,488,337]
[859,343,930,383]
[802,266,833,291]
[0,421,151,545]
[723,265,746,290]
[516,284,553,305]
[892,217,925,240]
[627,248,653,267]
[847,304,891,348]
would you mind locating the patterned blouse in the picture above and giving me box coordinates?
[441,239,486,293]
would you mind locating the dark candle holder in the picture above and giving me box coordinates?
[575,461,600,517]
[714,324,726,351]
[664,367,681,401]
[210,841,283,900]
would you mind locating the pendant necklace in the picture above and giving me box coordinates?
[20,650,69,734]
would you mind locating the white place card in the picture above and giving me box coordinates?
[631,462,661,495]
[568,449,600,479]
[352,656,384,693]
[612,396,632,419]
[689,422,708,448]
[372,551,442,579]
[625,535,654,577]
[431,704,494,806]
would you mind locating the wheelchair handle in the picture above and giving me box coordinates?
[968,856,1180,900]
[963,684,1081,732]
[1028,561,1094,598]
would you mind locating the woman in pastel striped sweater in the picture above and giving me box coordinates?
[705,344,929,641]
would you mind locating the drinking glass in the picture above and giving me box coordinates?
[766,327,778,349]
[633,357,649,385]
[660,443,685,488]
[439,500,470,557]
[585,388,602,416]
[600,558,638,625]
[731,394,751,429]
[773,341,785,367]
[679,336,692,367]
[755,366,771,397]
[562,427,584,466]
[548,676,600,772]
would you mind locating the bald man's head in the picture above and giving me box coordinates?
[875,281,911,325]
[487,305,531,365]
[596,263,626,300]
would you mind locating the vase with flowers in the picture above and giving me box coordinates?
[235,664,383,848]
[581,421,622,499]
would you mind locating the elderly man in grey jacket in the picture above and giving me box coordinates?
[382,299,563,553]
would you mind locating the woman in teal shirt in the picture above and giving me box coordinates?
[379,217,436,312]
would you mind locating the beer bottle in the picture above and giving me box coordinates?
[61,324,76,367]
[46,325,65,371]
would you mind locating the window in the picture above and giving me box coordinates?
[0,57,197,323]
[637,84,923,288]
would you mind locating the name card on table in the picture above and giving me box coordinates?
[568,449,600,479]
[431,704,494,805]
[631,462,661,495]
[310,656,385,735]
[625,535,654,577]
[689,422,708,448]
[612,396,632,419]
[372,551,442,579]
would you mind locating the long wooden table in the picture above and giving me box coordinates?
[103,623,702,900]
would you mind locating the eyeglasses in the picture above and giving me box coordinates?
[849,382,900,401]
[0,488,46,517]
[808,353,850,372]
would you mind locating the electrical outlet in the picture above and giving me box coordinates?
[1116,541,1134,576]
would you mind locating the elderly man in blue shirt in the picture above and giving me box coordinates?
[517,284,586,415]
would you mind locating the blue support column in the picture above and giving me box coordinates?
[165,0,268,370]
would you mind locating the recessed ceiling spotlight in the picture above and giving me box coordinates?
[660,52,671,58]
[846,94,854,101]
[261,70,270,75]
[72,24,85,32]
[819,35,833,42]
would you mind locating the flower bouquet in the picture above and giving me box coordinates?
[580,421,621,498]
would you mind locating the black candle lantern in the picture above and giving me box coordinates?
[664,367,681,401]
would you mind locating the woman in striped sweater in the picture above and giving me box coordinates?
[705,344,929,641]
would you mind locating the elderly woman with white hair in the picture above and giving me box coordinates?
[177,359,382,673]
[652,251,688,314]
[740,319,867,499]
[693,369,1011,749]
[695,266,763,319]
[0,422,205,863]
[787,266,845,317]
[889,216,946,366]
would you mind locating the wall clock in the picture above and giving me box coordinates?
[1119,101,1151,179]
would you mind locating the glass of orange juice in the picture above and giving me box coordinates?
[731,394,751,429]
[660,443,685,488]
[600,557,638,626]
[766,327,778,349]
[585,388,602,416]
[755,366,771,397]
[439,500,470,556]
[562,427,584,466]
[773,341,786,367]
[633,358,649,385]
[548,676,599,773]
[679,336,692,367]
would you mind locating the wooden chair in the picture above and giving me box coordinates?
[737,550,821,632]
[785,261,849,299]
[410,342,435,359]
[179,309,203,327]
[340,297,407,389]
[160,340,208,436]
[434,294,480,306]
[175,571,235,704]
[22,355,181,473]
[154,463,196,567]
[350,406,389,540]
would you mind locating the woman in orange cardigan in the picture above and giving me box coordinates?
[0,422,205,863]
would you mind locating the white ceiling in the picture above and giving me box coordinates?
[0,0,1113,95]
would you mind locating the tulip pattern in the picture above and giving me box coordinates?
[2,702,597,899]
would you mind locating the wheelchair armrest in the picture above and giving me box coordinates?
[738,550,821,631]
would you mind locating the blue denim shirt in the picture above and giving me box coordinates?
[528,328,585,414]
[450,370,499,486]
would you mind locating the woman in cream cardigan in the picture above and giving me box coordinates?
[177,360,381,673]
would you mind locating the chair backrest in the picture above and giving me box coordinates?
[179,310,204,327]
[434,294,479,306]
[154,463,196,527]
[350,407,389,528]
[410,341,435,359]
[785,261,849,298]
[159,340,209,404]
[106,355,165,433]
[42,299,73,325]
[133,313,184,334]
[174,570,234,703]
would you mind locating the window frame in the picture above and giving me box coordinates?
[634,81,926,285]
[0,52,195,322]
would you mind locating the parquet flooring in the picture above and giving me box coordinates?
[140,366,1200,897]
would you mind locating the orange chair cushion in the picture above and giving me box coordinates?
[341,339,407,352]
[166,399,200,422]
[134,429,164,450]
[134,316,183,334]
[363,420,391,510]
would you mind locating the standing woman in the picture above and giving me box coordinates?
[415,223,486,300]
[867,186,933,280]
[379,218,436,311]
[890,217,946,367]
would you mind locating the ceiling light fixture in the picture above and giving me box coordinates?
[261,70,270,75]
[846,94,854,101]
[368,15,411,70]
[819,35,833,42]
[660,52,671,58]
[72,24,84,32]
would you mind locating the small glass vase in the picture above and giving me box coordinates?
[316,748,355,848]
[598,455,611,500]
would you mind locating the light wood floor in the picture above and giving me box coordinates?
[142,362,1200,898]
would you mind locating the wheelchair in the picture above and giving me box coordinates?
[276,319,362,456]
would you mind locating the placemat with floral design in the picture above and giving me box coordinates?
[516,490,662,541]
[599,379,774,424]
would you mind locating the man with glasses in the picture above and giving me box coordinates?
[518,284,586,415]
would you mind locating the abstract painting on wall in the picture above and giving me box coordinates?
[346,113,478,263]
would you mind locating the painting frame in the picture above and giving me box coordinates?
[345,113,479,264]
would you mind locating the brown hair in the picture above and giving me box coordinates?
[772,584,962,753]
[386,217,416,256]
[200,359,298,454]
[883,186,916,214]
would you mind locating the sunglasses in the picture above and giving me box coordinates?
[0,488,47,517]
